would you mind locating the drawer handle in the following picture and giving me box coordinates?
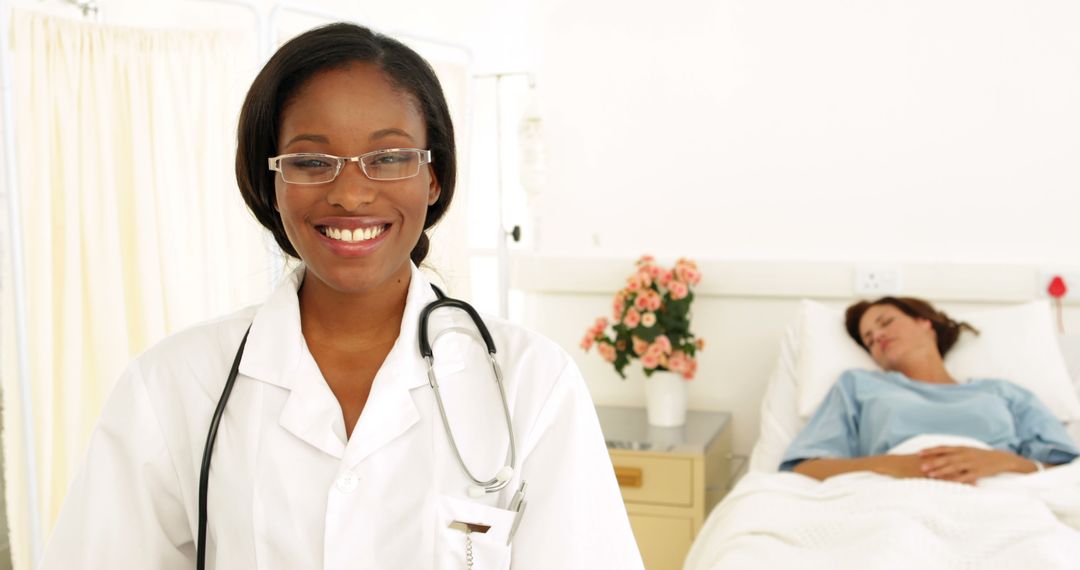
[615,466,643,488]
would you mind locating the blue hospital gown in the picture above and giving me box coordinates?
[779,369,1080,471]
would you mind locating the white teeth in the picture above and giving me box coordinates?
[322,225,386,243]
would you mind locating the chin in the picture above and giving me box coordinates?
[310,256,411,294]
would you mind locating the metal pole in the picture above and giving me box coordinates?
[473,72,530,319]
[0,1,44,564]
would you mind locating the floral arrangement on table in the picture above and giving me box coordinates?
[581,256,704,380]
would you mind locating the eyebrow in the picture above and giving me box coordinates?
[283,134,329,147]
[370,128,416,142]
[282,129,417,149]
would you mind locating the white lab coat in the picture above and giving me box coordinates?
[39,264,643,569]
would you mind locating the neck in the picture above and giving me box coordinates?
[894,347,955,384]
[298,265,412,351]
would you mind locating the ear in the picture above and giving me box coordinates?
[427,167,441,206]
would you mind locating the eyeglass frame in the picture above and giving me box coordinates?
[267,148,434,184]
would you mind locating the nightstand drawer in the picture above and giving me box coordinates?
[610,454,693,507]
[627,513,693,570]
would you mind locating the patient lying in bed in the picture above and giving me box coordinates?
[780,296,1080,484]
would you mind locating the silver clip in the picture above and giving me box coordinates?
[449,520,491,534]
[506,480,528,545]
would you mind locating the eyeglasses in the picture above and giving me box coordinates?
[268,148,433,184]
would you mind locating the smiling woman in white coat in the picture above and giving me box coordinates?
[39,23,643,570]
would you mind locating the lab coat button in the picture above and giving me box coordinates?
[336,472,359,493]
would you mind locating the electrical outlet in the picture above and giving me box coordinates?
[854,265,902,296]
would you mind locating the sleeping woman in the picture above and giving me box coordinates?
[780,296,1079,484]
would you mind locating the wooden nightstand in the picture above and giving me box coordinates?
[596,407,732,570]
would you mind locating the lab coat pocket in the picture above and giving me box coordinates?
[437,495,515,570]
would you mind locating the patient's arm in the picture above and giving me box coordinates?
[792,454,924,481]
[794,447,1043,484]
[918,446,1040,484]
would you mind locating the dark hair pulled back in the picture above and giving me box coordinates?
[235,22,456,266]
[845,296,979,357]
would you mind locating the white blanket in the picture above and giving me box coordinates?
[686,444,1080,569]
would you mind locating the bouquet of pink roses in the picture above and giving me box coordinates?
[581,256,704,379]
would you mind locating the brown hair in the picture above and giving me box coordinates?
[235,23,456,266]
[845,296,979,357]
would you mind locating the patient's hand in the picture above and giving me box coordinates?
[793,455,926,481]
[918,446,1034,484]
[876,454,926,479]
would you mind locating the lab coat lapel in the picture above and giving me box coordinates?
[237,265,305,390]
[341,264,462,468]
[237,264,346,459]
[237,263,466,464]
[276,353,348,458]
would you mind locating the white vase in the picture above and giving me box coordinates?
[643,370,687,426]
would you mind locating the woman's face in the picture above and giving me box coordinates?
[274,62,440,295]
[858,304,937,370]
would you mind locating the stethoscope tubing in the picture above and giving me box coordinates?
[197,326,250,570]
[425,352,516,491]
[197,289,517,568]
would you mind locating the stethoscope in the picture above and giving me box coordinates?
[196,285,522,570]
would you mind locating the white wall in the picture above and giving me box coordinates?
[526,0,1080,263]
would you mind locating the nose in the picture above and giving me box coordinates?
[325,161,377,211]
[870,329,887,347]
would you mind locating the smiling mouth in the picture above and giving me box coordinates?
[317,223,391,243]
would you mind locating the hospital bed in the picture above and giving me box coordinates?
[684,300,1080,570]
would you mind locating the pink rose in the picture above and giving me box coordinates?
[612,299,625,320]
[637,255,655,266]
[669,281,689,300]
[668,350,688,373]
[634,294,650,311]
[659,270,673,287]
[683,356,698,380]
[580,335,594,351]
[597,342,616,363]
[623,309,641,328]
[695,338,705,350]
[654,335,672,354]
[638,270,653,288]
[632,336,649,356]
[647,292,662,312]
[641,312,657,328]
[641,353,659,369]
[677,265,702,285]
[676,258,697,270]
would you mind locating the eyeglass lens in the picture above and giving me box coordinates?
[280,151,423,184]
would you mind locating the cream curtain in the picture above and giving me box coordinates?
[1,11,271,570]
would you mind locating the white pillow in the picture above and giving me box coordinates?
[794,299,1080,422]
